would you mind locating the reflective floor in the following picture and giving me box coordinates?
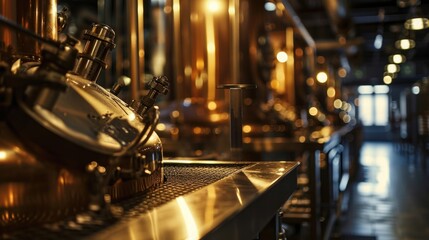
[333,141,429,240]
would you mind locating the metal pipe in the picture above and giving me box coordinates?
[218,84,256,159]
[128,0,139,100]
[280,0,316,50]
[230,88,243,150]
[73,24,116,82]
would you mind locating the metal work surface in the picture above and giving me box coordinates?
[2,160,298,240]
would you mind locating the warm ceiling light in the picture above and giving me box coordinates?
[383,75,393,85]
[404,5,429,30]
[388,54,406,64]
[386,64,400,73]
[395,38,415,50]
[405,17,429,30]
[384,72,397,79]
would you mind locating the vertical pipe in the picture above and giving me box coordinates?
[218,83,256,160]
[137,0,145,95]
[115,0,123,81]
[230,88,243,150]
[172,0,182,99]
[205,10,216,101]
[285,27,295,106]
[229,0,239,84]
[128,0,139,100]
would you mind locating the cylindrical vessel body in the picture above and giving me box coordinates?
[0,0,58,63]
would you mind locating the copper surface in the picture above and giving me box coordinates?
[0,0,57,62]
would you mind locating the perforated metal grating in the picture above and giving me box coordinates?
[1,163,251,240]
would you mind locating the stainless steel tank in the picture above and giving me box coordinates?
[0,0,166,230]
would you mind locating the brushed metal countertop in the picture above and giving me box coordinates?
[87,160,298,240]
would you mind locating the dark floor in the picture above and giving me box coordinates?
[332,141,429,240]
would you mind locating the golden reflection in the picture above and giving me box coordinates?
[176,196,199,239]
[164,5,172,14]
[193,127,202,135]
[235,188,243,206]
[59,175,65,185]
[273,54,286,94]
[190,13,199,22]
[285,27,295,105]
[274,103,282,111]
[128,112,136,121]
[334,99,342,109]
[0,150,6,160]
[308,107,318,116]
[97,166,106,174]
[342,114,351,123]
[87,161,98,171]
[228,4,235,15]
[243,172,272,191]
[184,66,192,76]
[262,125,270,132]
[327,87,336,98]
[206,0,222,13]
[299,136,306,143]
[195,74,204,89]
[173,0,180,13]
[207,101,217,110]
[156,123,166,131]
[3,211,9,221]
[204,186,216,226]
[310,131,321,139]
[242,125,252,133]
[171,110,180,118]
[319,127,331,136]
[205,4,216,101]
[317,114,326,122]
[8,191,14,206]
[306,77,315,86]
[209,113,221,122]
[341,102,349,111]
[338,67,347,78]
[276,2,285,11]
[196,59,205,70]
